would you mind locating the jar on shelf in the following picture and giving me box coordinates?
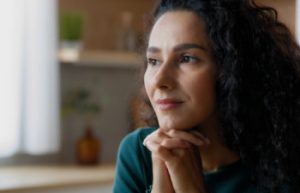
[76,125,100,165]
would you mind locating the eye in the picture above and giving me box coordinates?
[147,58,160,66]
[179,55,199,64]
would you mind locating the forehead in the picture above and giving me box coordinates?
[148,10,209,48]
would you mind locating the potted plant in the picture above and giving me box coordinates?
[61,88,101,165]
[61,88,100,119]
[59,11,84,62]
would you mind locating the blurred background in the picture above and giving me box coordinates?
[0,0,297,192]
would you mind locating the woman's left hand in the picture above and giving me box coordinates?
[144,129,210,193]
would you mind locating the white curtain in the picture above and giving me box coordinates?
[0,0,60,157]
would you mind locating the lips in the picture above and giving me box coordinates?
[155,98,183,111]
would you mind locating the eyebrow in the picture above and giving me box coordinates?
[147,43,207,53]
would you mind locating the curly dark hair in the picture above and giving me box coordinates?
[139,0,300,192]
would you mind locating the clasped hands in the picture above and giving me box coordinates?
[143,128,211,193]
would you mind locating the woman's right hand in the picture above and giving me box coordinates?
[151,155,174,193]
[146,129,186,193]
[144,128,210,193]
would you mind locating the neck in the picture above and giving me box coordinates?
[197,117,240,172]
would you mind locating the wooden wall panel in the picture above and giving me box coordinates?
[59,0,296,49]
[257,0,295,35]
[59,0,155,50]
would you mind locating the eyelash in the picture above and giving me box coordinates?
[146,55,200,66]
[147,58,160,66]
[179,55,199,64]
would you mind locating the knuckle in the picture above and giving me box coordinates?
[160,139,168,147]
[173,149,188,158]
[168,129,176,136]
[156,130,164,137]
[152,146,173,162]
[155,145,166,155]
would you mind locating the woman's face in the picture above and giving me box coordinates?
[144,11,217,131]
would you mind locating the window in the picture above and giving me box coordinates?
[0,0,60,157]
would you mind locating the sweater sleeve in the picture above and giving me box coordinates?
[113,128,154,193]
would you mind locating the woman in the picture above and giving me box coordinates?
[113,0,300,192]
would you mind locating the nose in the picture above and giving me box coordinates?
[152,60,176,90]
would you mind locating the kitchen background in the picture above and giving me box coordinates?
[58,0,296,164]
[0,0,297,192]
[58,0,154,164]
[0,0,296,167]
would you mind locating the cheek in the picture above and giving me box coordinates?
[144,71,153,99]
[187,74,216,115]
[195,87,216,113]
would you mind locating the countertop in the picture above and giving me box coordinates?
[0,164,115,192]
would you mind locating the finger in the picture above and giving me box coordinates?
[190,131,211,145]
[143,129,170,146]
[165,130,209,146]
[144,129,192,149]
[165,146,207,193]
[191,145,203,166]
[145,139,174,161]
[151,159,175,193]
[161,138,191,149]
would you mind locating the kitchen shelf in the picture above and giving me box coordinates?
[60,50,143,69]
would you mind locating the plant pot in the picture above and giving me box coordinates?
[59,40,82,62]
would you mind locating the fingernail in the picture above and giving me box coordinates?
[143,137,148,146]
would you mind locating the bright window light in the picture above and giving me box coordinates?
[0,0,60,158]
[0,1,22,157]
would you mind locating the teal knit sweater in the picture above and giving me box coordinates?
[113,128,259,193]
